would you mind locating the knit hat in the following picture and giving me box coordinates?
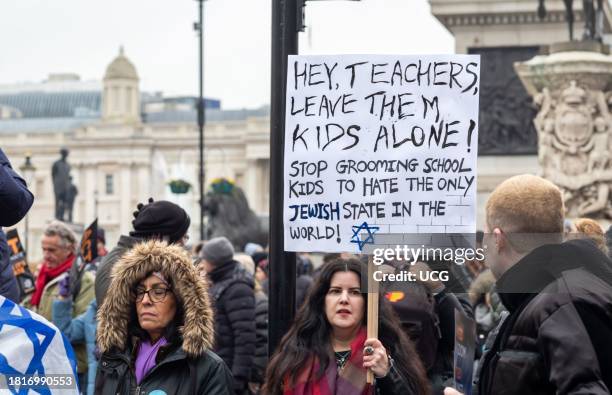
[200,237,234,266]
[244,242,263,256]
[130,200,190,244]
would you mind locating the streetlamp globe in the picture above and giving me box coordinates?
[19,154,36,186]
[19,153,36,255]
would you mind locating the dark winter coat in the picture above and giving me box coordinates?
[0,231,19,302]
[0,149,34,226]
[375,365,421,394]
[251,289,268,386]
[428,290,473,395]
[295,274,313,309]
[478,239,612,395]
[52,299,98,395]
[96,241,234,394]
[95,234,142,305]
[261,275,311,310]
[0,148,34,302]
[96,341,234,395]
[208,260,256,393]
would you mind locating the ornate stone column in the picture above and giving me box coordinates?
[515,43,612,217]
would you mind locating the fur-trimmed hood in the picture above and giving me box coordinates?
[97,240,214,357]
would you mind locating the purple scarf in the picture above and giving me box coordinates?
[135,337,168,384]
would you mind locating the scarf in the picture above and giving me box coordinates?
[283,327,373,395]
[31,254,74,307]
[135,337,168,384]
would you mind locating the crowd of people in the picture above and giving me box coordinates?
[1,145,612,395]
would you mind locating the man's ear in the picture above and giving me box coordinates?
[493,227,506,253]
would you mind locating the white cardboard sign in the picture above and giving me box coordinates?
[284,55,480,253]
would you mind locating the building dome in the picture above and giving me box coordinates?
[104,47,138,80]
[102,46,140,123]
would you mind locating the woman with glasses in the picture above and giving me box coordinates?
[262,258,431,395]
[95,240,234,394]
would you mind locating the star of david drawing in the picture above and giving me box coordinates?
[0,298,58,394]
[350,222,380,251]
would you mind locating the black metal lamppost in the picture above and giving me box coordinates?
[269,0,361,354]
[19,154,36,255]
[194,0,207,242]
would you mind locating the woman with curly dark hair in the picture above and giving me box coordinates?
[263,258,430,395]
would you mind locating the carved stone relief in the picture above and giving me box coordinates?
[534,80,612,217]
[516,46,612,218]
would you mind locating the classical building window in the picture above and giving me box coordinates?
[126,87,132,114]
[36,178,44,198]
[113,87,120,112]
[105,174,114,195]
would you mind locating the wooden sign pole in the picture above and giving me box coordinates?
[366,255,379,384]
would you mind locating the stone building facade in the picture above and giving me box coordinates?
[0,49,270,261]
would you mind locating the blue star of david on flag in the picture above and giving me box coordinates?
[350,222,380,251]
[0,296,77,394]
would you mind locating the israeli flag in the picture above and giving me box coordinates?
[0,295,78,394]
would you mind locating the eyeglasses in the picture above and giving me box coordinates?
[134,287,172,303]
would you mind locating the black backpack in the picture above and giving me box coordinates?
[386,276,441,371]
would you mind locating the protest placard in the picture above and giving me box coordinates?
[69,219,98,299]
[6,229,36,301]
[283,55,480,253]
[78,219,98,267]
[454,308,476,394]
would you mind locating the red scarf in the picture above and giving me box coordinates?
[31,254,74,307]
[283,327,373,395]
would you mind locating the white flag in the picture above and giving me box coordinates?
[0,295,79,394]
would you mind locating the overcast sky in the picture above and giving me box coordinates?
[0,0,453,109]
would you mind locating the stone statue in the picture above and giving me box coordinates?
[205,178,267,249]
[52,148,71,221]
[582,0,605,41]
[583,0,596,39]
[538,0,604,41]
[533,80,612,217]
[65,176,78,223]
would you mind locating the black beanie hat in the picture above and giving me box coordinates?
[252,252,268,266]
[130,200,190,244]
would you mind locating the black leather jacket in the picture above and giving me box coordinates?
[478,239,612,394]
[376,364,421,394]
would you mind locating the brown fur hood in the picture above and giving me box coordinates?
[96,240,214,357]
